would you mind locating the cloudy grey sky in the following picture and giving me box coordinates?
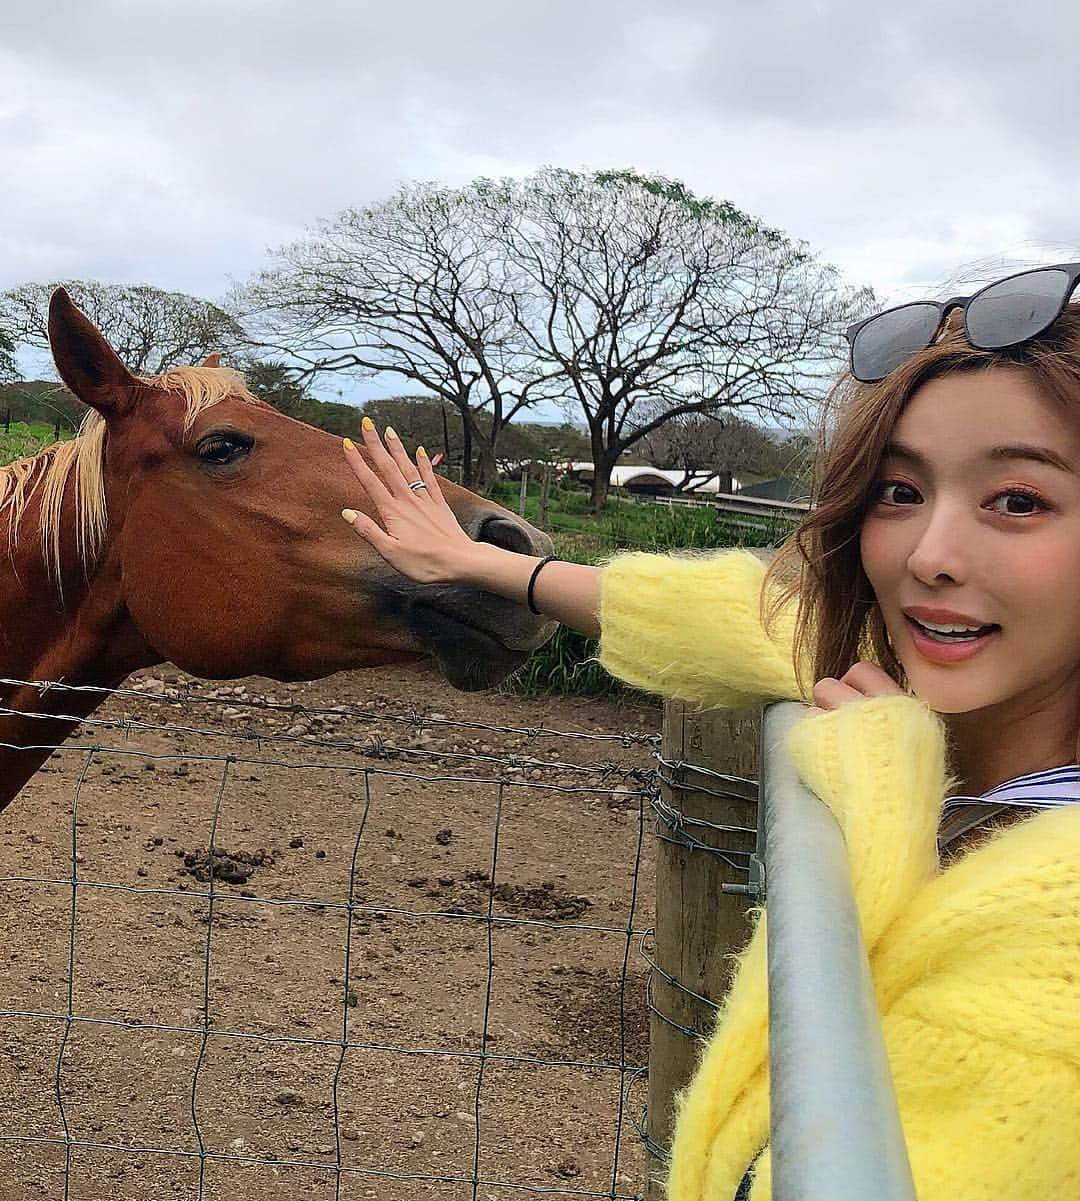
[3,0,1077,406]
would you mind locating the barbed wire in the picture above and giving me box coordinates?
[0,676,658,1201]
[0,675,662,748]
[1,703,652,785]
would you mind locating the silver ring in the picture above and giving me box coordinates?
[408,479,428,491]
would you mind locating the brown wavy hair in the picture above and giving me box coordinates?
[763,303,1080,695]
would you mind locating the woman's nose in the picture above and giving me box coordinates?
[906,507,968,585]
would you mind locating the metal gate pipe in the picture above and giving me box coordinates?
[760,701,917,1201]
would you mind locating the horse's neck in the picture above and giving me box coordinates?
[0,494,160,811]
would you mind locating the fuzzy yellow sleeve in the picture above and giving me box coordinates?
[666,695,946,1201]
[754,799,1080,1201]
[598,550,804,708]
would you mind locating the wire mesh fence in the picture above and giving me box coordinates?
[0,671,661,1201]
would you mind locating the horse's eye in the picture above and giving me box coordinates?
[196,433,252,466]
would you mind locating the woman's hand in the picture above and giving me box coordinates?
[340,419,479,585]
[341,420,604,635]
[807,661,905,716]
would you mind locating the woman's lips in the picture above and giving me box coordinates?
[904,615,1000,664]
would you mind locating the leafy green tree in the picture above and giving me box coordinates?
[291,398,363,436]
[0,380,82,431]
[494,419,592,466]
[0,326,18,386]
[358,395,460,458]
[215,359,358,435]
[244,360,313,418]
[638,412,804,488]
[354,395,593,470]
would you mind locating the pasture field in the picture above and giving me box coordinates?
[489,480,793,561]
[0,422,68,468]
[0,659,659,1201]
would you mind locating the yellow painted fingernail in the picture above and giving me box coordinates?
[417,445,427,458]
[361,417,374,431]
[341,508,358,524]
[343,436,355,452]
[385,426,397,439]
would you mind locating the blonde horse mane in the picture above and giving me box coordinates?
[0,366,259,585]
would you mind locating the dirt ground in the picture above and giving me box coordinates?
[0,661,660,1201]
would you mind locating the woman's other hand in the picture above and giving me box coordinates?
[807,661,905,716]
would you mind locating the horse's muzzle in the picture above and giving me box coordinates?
[367,579,557,690]
[406,508,557,689]
[407,594,555,690]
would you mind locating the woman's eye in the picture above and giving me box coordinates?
[197,435,251,465]
[876,481,921,506]
[988,490,1045,516]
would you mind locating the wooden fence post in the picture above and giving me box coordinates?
[539,463,552,529]
[518,465,529,517]
[645,700,761,1200]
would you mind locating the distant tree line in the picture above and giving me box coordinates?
[637,412,814,490]
[1,167,872,507]
[355,394,593,468]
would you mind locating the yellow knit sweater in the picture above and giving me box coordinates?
[599,550,1080,1201]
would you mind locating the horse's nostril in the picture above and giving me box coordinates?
[475,515,538,556]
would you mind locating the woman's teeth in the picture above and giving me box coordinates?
[910,617,996,642]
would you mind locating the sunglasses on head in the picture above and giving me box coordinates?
[845,262,1080,383]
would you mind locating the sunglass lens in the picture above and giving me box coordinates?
[965,268,1070,349]
[851,303,942,382]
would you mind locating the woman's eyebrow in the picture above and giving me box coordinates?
[884,439,1076,474]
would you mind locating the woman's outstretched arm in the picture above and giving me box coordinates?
[459,547,603,640]
[339,420,807,707]
[339,420,602,638]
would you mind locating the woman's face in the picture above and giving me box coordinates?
[860,367,1080,716]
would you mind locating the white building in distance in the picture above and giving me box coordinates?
[564,463,740,495]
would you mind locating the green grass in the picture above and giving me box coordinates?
[490,479,793,554]
[507,624,619,699]
[0,421,68,468]
[496,479,799,698]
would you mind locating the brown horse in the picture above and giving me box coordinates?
[0,289,555,810]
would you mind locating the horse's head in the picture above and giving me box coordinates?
[47,289,557,690]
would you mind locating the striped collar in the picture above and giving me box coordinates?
[939,763,1080,847]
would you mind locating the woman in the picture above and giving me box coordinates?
[340,263,1080,1201]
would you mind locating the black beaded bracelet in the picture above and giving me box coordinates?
[526,554,558,616]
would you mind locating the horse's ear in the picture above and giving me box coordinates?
[200,352,222,368]
[48,287,140,416]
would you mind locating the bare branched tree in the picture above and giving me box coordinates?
[237,169,871,503]
[502,168,871,510]
[1,280,246,376]
[237,183,559,489]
